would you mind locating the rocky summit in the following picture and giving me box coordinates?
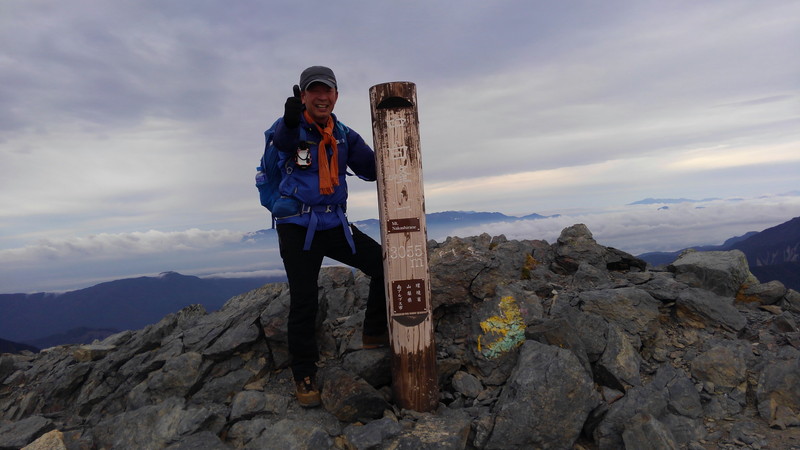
[2,224,800,449]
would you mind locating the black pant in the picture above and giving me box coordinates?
[277,223,387,381]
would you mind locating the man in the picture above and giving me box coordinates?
[271,66,388,407]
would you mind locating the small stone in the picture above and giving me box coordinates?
[21,429,66,450]
[451,371,483,399]
[72,344,115,362]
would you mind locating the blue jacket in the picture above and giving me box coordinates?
[272,113,376,231]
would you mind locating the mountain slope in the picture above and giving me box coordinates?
[0,272,278,344]
[0,337,39,354]
[638,216,800,290]
[731,217,800,266]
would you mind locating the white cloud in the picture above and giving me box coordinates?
[202,269,286,280]
[667,141,800,172]
[449,195,800,255]
[1,229,246,264]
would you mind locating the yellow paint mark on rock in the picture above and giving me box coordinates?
[478,296,525,359]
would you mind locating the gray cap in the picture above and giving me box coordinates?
[299,66,337,91]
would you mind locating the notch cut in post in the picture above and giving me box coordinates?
[377,96,414,109]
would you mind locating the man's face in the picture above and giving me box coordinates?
[301,82,338,125]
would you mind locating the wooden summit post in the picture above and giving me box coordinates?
[369,82,438,412]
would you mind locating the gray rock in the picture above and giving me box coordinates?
[0,415,54,449]
[0,355,17,382]
[771,312,798,333]
[622,412,679,450]
[451,371,483,398]
[572,311,610,363]
[429,234,540,306]
[72,344,116,362]
[642,273,688,302]
[552,224,607,274]
[471,237,538,300]
[203,321,261,358]
[387,409,471,449]
[320,367,389,423]
[165,431,230,449]
[230,390,288,421]
[691,343,747,390]
[341,348,391,388]
[319,266,358,321]
[595,323,642,390]
[128,307,190,353]
[704,393,745,420]
[182,317,236,354]
[579,287,661,337]
[605,246,648,272]
[127,352,204,409]
[676,288,747,331]
[487,340,599,449]
[98,329,135,347]
[92,397,223,449]
[342,416,403,449]
[594,365,705,448]
[573,261,614,290]
[257,284,292,343]
[225,418,269,448]
[625,270,654,285]
[20,429,68,450]
[190,368,254,405]
[744,280,788,305]
[669,250,756,297]
[429,234,496,306]
[784,289,800,313]
[729,421,769,448]
[665,369,703,419]
[525,317,592,374]
[249,418,333,450]
[660,413,707,446]
[47,360,93,403]
[756,356,800,428]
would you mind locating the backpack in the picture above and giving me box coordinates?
[255,118,285,214]
[256,118,349,222]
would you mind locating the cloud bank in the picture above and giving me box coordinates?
[449,195,800,255]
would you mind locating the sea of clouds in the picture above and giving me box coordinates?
[1,194,797,294]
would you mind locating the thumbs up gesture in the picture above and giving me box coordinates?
[283,85,303,128]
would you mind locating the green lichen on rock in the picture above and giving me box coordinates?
[477,296,526,359]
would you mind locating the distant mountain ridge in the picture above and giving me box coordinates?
[0,337,38,354]
[247,210,550,241]
[352,210,553,241]
[731,216,800,266]
[0,272,279,345]
[627,197,722,205]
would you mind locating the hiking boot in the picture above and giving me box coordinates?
[362,331,390,349]
[295,376,320,408]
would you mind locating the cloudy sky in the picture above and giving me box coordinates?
[1,0,799,293]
